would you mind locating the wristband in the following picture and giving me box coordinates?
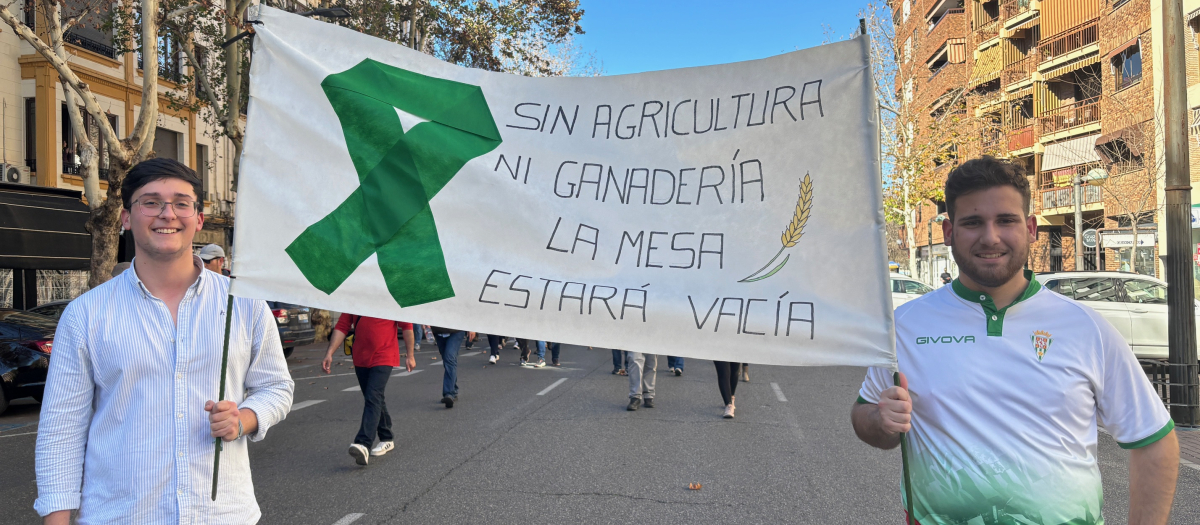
[237,419,244,440]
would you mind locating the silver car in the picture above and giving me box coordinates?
[1039,271,1200,360]
[891,274,934,308]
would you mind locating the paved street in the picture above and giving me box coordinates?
[3,340,1200,524]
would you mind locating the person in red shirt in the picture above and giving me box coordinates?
[322,314,415,466]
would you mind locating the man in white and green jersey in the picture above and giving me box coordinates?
[852,157,1179,525]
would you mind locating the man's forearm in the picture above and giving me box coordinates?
[44,510,71,525]
[403,330,414,355]
[1129,430,1178,524]
[851,402,902,450]
[326,329,347,356]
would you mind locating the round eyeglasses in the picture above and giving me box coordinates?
[132,198,200,218]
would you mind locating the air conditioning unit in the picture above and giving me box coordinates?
[2,163,31,185]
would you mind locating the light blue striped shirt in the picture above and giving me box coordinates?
[34,257,294,524]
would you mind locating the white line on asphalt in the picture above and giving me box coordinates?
[393,369,424,377]
[291,400,326,411]
[771,383,788,402]
[461,351,482,357]
[1182,458,1200,472]
[0,431,37,439]
[288,364,316,371]
[431,360,444,366]
[292,371,357,381]
[537,378,568,396]
[331,513,365,525]
[343,385,360,392]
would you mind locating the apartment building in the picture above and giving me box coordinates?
[896,0,1199,292]
[2,2,240,255]
[0,2,247,308]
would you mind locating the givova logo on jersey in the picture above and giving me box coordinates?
[1031,330,1053,361]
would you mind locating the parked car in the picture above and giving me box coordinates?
[1039,271,1200,360]
[891,273,934,307]
[0,309,56,414]
[25,299,70,320]
[266,302,316,358]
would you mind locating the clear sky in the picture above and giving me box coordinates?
[574,0,872,76]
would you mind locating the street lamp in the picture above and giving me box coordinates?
[928,213,946,285]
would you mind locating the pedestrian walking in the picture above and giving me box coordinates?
[612,349,627,375]
[548,342,562,366]
[486,334,504,364]
[625,351,658,410]
[852,157,1178,521]
[432,327,474,408]
[34,159,295,523]
[741,363,750,382]
[518,338,547,367]
[713,361,742,418]
[321,314,415,465]
[666,356,684,376]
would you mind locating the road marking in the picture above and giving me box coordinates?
[393,369,424,377]
[461,351,482,357]
[1183,457,1200,472]
[431,360,444,366]
[288,364,316,371]
[292,371,357,381]
[771,383,788,402]
[0,431,38,439]
[331,513,365,525]
[537,378,568,396]
[343,385,361,392]
[291,400,326,411]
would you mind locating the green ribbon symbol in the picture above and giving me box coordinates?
[286,59,502,307]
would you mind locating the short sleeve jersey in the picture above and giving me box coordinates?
[335,314,413,368]
[858,272,1172,524]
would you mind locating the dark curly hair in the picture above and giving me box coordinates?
[944,156,1030,220]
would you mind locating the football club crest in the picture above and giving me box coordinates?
[1031,330,1052,362]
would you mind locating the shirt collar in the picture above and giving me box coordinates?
[950,269,1042,336]
[125,255,206,299]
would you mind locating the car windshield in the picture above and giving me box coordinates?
[1123,279,1167,304]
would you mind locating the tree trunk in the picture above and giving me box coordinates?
[1130,213,1140,274]
[903,182,918,277]
[85,163,128,287]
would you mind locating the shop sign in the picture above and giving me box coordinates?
[1101,232,1157,248]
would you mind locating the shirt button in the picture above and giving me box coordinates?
[178,452,184,457]
[991,315,998,321]
[177,374,183,380]
[979,295,986,300]
[177,413,183,418]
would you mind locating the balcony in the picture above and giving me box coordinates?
[925,9,965,59]
[1002,54,1036,87]
[1000,0,1033,20]
[1041,184,1103,210]
[1007,124,1036,150]
[64,30,116,59]
[1039,97,1100,135]
[925,61,966,100]
[974,19,1000,46]
[1040,20,1098,62]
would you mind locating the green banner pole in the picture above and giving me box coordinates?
[211,292,235,501]
[895,371,914,524]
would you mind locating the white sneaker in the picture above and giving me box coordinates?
[489,355,498,364]
[533,359,547,368]
[349,443,369,465]
[370,441,394,456]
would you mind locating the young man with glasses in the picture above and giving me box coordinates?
[35,158,295,524]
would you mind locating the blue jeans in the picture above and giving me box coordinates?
[518,339,546,361]
[436,331,466,398]
[612,349,626,371]
[353,366,393,446]
[667,356,684,371]
[549,342,561,361]
[487,334,503,357]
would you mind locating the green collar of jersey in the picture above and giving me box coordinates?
[951,269,1042,336]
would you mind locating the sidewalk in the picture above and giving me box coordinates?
[1179,427,1200,469]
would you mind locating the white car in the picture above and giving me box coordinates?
[891,274,934,307]
[1039,271,1200,360]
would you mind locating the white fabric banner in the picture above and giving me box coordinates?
[232,6,895,368]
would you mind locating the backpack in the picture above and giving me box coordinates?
[343,315,361,355]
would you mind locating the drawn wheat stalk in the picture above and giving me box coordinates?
[738,173,813,283]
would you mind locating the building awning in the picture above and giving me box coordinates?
[1094,127,1145,161]
[1010,14,1040,32]
[1042,134,1102,171]
[970,44,1003,86]
[1043,54,1101,80]
[1010,85,1033,99]
[0,182,91,270]
[1105,37,1139,60]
